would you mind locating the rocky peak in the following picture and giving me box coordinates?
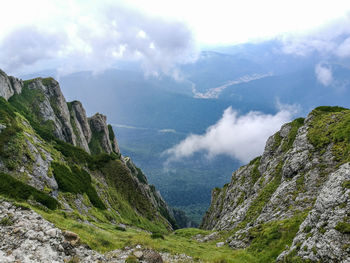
[88,113,119,155]
[0,69,120,155]
[0,69,22,100]
[70,100,92,143]
[26,78,78,146]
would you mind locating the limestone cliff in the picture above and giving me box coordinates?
[201,107,350,262]
[0,71,119,155]
[0,69,22,100]
[0,69,176,237]
[88,113,120,155]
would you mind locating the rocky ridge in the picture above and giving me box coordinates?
[0,69,177,250]
[201,109,350,262]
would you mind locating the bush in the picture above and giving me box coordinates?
[0,215,14,226]
[151,232,165,239]
[125,255,139,263]
[54,140,93,165]
[0,173,58,209]
[335,221,350,234]
[314,106,347,113]
[51,162,105,209]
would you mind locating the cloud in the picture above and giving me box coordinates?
[165,104,298,164]
[280,16,350,58]
[0,26,67,71]
[315,63,333,86]
[0,2,198,77]
[335,37,350,58]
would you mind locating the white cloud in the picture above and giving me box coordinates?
[315,63,333,86]
[0,1,198,77]
[280,16,350,58]
[165,104,298,164]
[335,37,350,58]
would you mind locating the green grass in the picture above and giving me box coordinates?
[335,220,350,234]
[51,162,106,209]
[271,118,304,153]
[33,205,306,263]
[0,173,58,209]
[89,129,105,155]
[125,255,139,263]
[151,232,165,239]
[34,208,257,262]
[272,132,282,151]
[308,107,350,165]
[238,161,283,229]
[0,215,14,226]
[247,212,307,262]
[281,118,304,152]
[342,180,350,189]
[100,160,158,220]
[250,156,261,185]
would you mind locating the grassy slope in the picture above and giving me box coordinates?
[0,85,170,234]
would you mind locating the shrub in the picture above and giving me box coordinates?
[151,232,165,239]
[314,106,347,113]
[125,255,139,263]
[342,181,350,189]
[0,215,14,226]
[303,225,312,233]
[335,221,350,234]
[0,173,58,209]
[51,162,105,209]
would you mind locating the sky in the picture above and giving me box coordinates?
[123,0,350,45]
[1,0,350,76]
[1,1,350,162]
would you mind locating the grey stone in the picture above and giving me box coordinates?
[216,242,225,247]
[88,113,119,154]
[133,250,143,258]
[142,249,163,263]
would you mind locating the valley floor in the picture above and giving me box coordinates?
[0,198,262,263]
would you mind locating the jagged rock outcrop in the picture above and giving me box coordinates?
[68,101,91,153]
[27,78,78,146]
[0,69,119,155]
[0,69,176,243]
[88,113,120,154]
[0,69,22,100]
[70,100,92,143]
[201,108,350,262]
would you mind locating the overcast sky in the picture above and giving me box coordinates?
[1,0,350,75]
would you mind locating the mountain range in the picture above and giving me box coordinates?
[0,67,349,262]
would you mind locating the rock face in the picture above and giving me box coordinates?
[0,70,119,155]
[0,69,22,100]
[27,78,78,146]
[201,109,350,262]
[0,68,176,238]
[70,100,92,142]
[88,113,120,154]
[68,100,92,153]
